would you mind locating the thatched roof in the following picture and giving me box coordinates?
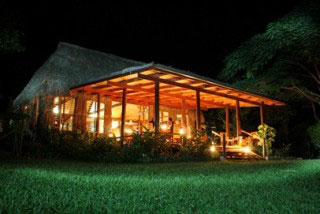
[15,42,284,107]
[14,42,146,105]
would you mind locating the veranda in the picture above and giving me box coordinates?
[37,65,284,158]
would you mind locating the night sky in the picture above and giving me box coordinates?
[1,0,301,108]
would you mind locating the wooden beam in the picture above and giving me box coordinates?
[235,100,241,139]
[75,86,201,109]
[133,76,186,88]
[196,91,201,130]
[260,101,267,159]
[73,92,87,133]
[92,85,112,90]
[260,102,264,125]
[138,73,262,106]
[62,96,66,131]
[95,93,101,137]
[181,99,187,131]
[120,77,142,84]
[154,81,160,134]
[57,97,62,130]
[225,106,230,139]
[120,88,127,138]
[104,95,112,135]
[222,133,226,159]
[107,80,228,108]
[31,97,39,129]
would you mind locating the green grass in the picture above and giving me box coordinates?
[0,160,320,213]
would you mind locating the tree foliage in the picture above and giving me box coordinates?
[219,2,320,119]
[0,5,24,54]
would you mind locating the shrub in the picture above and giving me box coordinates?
[257,124,276,155]
[90,137,120,162]
[120,129,168,162]
[308,123,320,149]
[307,123,320,158]
[176,129,212,161]
[272,143,291,158]
[1,121,215,162]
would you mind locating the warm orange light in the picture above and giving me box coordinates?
[90,113,97,118]
[125,128,133,135]
[112,121,119,129]
[161,124,168,130]
[179,128,185,135]
[53,106,59,114]
[243,146,251,153]
[210,145,216,152]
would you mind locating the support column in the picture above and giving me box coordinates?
[61,96,66,131]
[154,81,160,134]
[120,88,127,138]
[73,92,87,133]
[58,97,62,130]
[181,99,187,132]
[149,105,154,130]
[260,102,264,125]
[225,106,230,140]
[37,95,54,129]
[95,93,101,137]
[260,102,267,159]
[235,100,241,139]
[196,91,201,130]
[139,105,143,133]
[142,105,146,130]
[103,96,112,136]
[222,133,226,159]
[31,97,39,129]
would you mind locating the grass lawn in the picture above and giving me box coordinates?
[0,160,320,213]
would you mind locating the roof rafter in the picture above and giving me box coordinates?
[138,73,262,106]
[106,81,229,108]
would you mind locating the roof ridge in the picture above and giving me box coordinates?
[57,42,146,65]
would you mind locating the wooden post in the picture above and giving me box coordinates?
[142,105,146,131]
[149,105,154,130]
[260,102,267,159]
[235,100,241,140]
[31,97,39,129]
[181,99,187,131]
[196,91,201,130]
[73,92,87,133]
[58,97,62,130]
[95,93,101,137]
[61,96,66,131]
[222,133,226,160]
[149,105,154,121]
[37,95,54,129]
[154,81,160,134]
[46,96,55,129]
[260,102,264,125]
[139,105,143,133]
[120,88,127,138]
[225,106,230,141]
[161,111,163,123]
[103,96,112,136]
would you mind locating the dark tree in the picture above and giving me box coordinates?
[220,2,320,121]
[0,4,24,54]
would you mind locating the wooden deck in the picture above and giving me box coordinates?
[215,145,262,159]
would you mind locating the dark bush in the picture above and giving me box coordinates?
[307,123,320,158]
[120,130,169,162]
[1,121,216,162]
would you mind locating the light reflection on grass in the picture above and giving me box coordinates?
[1,160,320,213]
